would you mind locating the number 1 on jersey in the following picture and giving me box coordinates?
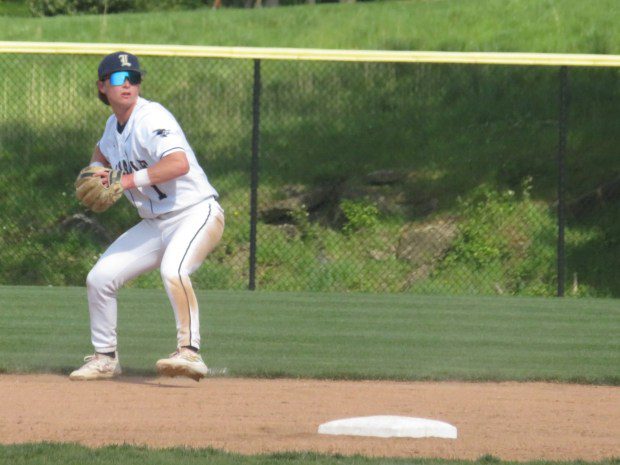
[152,185,167,200]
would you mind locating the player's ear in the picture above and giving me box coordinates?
[97,80,110,106]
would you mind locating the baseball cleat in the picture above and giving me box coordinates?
[156,348,208,382]
[69,353,121,381]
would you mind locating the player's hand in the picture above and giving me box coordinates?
[121,173,136,190]
[92,170,110,187]
[75,166,124,213]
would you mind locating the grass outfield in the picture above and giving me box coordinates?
[1,444,619,465]
[0,285,618,384]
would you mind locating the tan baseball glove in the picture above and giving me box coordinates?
[75,166,124,213]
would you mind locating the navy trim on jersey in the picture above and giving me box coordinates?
[121,148,138,207]
[126,188,137,207]
[160,147,186,157]
[178,203,212,348]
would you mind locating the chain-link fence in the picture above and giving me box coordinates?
[0,48,618,296]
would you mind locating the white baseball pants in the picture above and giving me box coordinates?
[86,197,225,353]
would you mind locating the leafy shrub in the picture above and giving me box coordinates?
[290,205,320,241]
[340,199,379,235]
[439,178,557,295]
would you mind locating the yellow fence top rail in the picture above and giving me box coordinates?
[1,41,620,67]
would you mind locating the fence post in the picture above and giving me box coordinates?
[557,66,569,297]
[249,59,261,291]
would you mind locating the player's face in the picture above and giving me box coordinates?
[98,71,141,109]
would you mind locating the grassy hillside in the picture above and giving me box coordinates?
[0,1,618,295]
[1,58,617,294]
[0,0,619,54]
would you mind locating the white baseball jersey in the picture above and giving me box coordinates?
[98,97,218,219]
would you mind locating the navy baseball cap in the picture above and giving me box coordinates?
[98,51,143,79]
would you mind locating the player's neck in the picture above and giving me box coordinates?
[112,100,137,126]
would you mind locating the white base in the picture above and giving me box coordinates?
[318,415,457,439]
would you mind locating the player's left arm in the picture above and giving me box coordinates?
[120,151,189,190]
[90,144,111,168]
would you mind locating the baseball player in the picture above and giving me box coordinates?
[70,51,225,381]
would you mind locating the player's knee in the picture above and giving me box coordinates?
[160,268,189,291]
[86,265,115,293]
[160,269,178,287]
[86,267,100,290]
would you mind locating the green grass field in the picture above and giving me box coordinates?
[1,2,619,463]
[1,285,619,464]
[1,285,618,384]
[3,444,618,465]
[2,443,618,465]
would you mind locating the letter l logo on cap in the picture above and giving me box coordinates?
[119,54,131,67]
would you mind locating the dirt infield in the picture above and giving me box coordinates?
[1,375,618,461]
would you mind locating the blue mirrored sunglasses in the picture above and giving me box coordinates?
[108,70,142,86]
